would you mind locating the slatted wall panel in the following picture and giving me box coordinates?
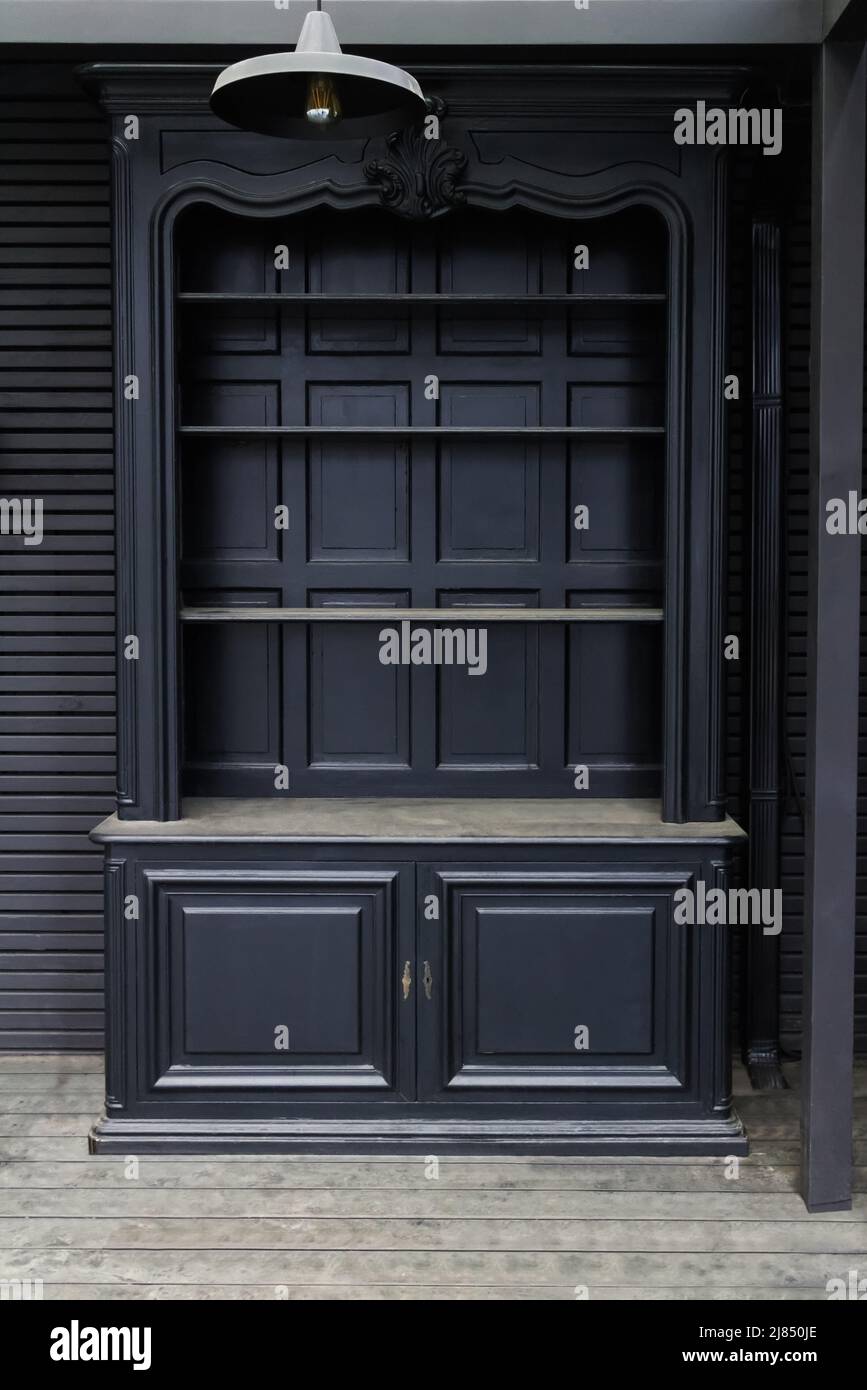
[857,158,867,1053]
[0,65,112,1049]
[860,295,867,1054]
[779,147,810,1055]
[777,128,867,1056]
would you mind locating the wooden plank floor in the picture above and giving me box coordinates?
[0,1055,865,1300]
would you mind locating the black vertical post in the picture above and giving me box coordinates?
[802,41,866,1212]
[746,218,785,1090]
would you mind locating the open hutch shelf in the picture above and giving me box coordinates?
[84,62,747,1156]
[175,203,667,801]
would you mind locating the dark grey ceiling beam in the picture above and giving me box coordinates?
[824,0,852,28]
[0,0,822,47]
[825,0,867,38]
[801,38,865,1213]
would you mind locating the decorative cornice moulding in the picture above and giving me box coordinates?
[78,63,753,122]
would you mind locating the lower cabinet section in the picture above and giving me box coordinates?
[91,837,747,1156]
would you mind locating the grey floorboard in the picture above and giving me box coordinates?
[0,1247,857,1286]
[0,1054,863,1300]
[17,1283,838,1301]
[3,1188,865,1220]
[0,1215,864,1253]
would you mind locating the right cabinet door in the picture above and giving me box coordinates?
[417,865,697,1101]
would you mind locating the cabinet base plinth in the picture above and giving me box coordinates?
[89,1112,748,1158]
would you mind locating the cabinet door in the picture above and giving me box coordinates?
[135,865,415,1101]
[417,866,692,1100]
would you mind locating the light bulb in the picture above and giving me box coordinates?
[306,73,341,126]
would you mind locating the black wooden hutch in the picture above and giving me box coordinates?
[83,62,750,1155]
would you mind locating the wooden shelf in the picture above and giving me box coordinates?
[180,425,665,438]
[180,606,664,624]
[178,292,667,305]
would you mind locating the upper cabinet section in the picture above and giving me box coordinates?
[80,64,741,823]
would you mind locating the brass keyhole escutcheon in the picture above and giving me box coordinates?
[401,960,412,1001]
[422,960,433,1000]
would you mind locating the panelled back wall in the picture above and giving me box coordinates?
[179,203,665,799]
[0,60,863,1057]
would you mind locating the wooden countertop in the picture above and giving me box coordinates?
[91,798,746,844]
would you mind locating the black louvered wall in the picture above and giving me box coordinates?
[0,64,113,1050]
[0,61,864,1055]
[779,145,812,1055]
[777,127,867,1056]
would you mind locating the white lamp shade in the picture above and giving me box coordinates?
[210,9,426,139]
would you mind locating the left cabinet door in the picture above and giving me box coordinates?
[130,864,415,1101]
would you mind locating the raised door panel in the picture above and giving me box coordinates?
[567,439,663,565]
[305,590,411,770]
[307,213,410,354]
[435,591,540,772]
[566,608,663,789]
[307,382,410,559]
[418,867,691,1098]
[182,439,280,563]
[182,588,282,793]
[437,383,541,562]
[135,866,413,1099]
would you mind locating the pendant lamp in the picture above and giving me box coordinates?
[210,3,426,140]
